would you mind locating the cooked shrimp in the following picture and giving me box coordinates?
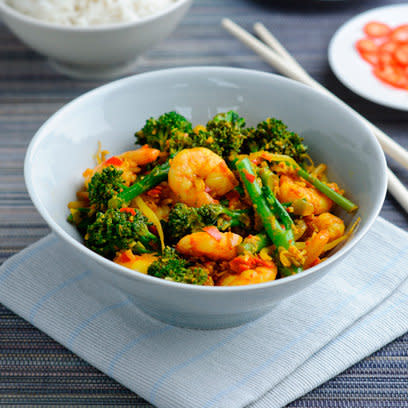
[114,250,157,274]
[176,228,243,261]
[168,147,238,207]
[308,212,345,242]
[278,175,333,215]
[304,230,330,269]
[298,213,345,269]
[219,254,277,286]
[83,145,160,187]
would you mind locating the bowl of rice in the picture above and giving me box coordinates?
[0,0,192,79]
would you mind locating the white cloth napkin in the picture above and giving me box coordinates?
[1,217,408,408]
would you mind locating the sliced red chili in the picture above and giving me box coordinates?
[391,24,408,43]
[309,258,321,268]
[105,156,123,166]
[364,21,391,38]
[378,51,395,68]
[379,41,398,54]
[356,38,378,54]
[373,64,408,89]
[395,44,408,66]
[117,251,132,263]
[360,51,379,66]
[243,169,256,183]
[120,207,136,216]
[356,22,408,89]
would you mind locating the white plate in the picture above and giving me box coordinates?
[328,4,408,111]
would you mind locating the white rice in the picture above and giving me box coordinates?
[4,0,179,26]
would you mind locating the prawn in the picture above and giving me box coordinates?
[303,213,345,268]
[83,145,160,187]
[278,175,333,215]
[176,228,243,261]
[304,230,330,269]
[168,147,238,207]
[308,212,345,242]
[218,254,277,286]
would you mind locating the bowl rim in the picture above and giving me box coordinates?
[0,0,191,32]
[24,66,388,293]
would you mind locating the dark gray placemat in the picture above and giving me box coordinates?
[1,0,407,406]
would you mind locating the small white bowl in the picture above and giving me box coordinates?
[24,67,387,329]
[0,0,192,79]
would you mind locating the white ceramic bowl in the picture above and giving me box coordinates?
[0,0,191,79]
[24,67,387,329]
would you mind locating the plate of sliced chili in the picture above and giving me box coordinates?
[329,4,408,111]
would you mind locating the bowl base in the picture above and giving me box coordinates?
[136,304,275,330]
[48,58,139,80]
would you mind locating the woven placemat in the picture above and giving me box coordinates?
[0,0,407,405]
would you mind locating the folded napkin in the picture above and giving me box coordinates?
[1,217,408,408]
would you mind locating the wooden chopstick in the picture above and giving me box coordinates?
[222,18,408,213]
[222,18,408,171]
[254,22,304,72]
[387,169,408,213]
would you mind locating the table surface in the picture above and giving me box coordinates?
[1,0,408,406]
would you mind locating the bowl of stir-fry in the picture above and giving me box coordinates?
[25,67,387,328]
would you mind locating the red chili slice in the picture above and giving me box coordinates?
[203,226,223,241]
[376,41,398,67]
[395,44,408,66]
[105,156,123,166]
[243,169,256,183]
[356,38,378,54]
[117,251,132,263]
[309,258,321,268]
[120,207,136,216]
[356,21,408,89]
[378,51,395,68]
[360,51,379,66]
[379,41,398,54]
[391,24,408,43]
[364,21,391,38]
[373,64,408,89]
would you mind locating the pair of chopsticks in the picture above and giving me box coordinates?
[222,18,408,214]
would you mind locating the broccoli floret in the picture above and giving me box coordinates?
[147,247,209,285]
[87,161,170,211]
[135,111,247,160]
[212,111,246,128]
[198,203,251,231]
[135,111,193,155]
[67,207,96,236]
[108,161,170,209]
[166,203,251,243]
[242,118,308,163]
[84,208,159,259]
[165,203,199,242]
[88,166,125,211]
[197,110,247,158]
